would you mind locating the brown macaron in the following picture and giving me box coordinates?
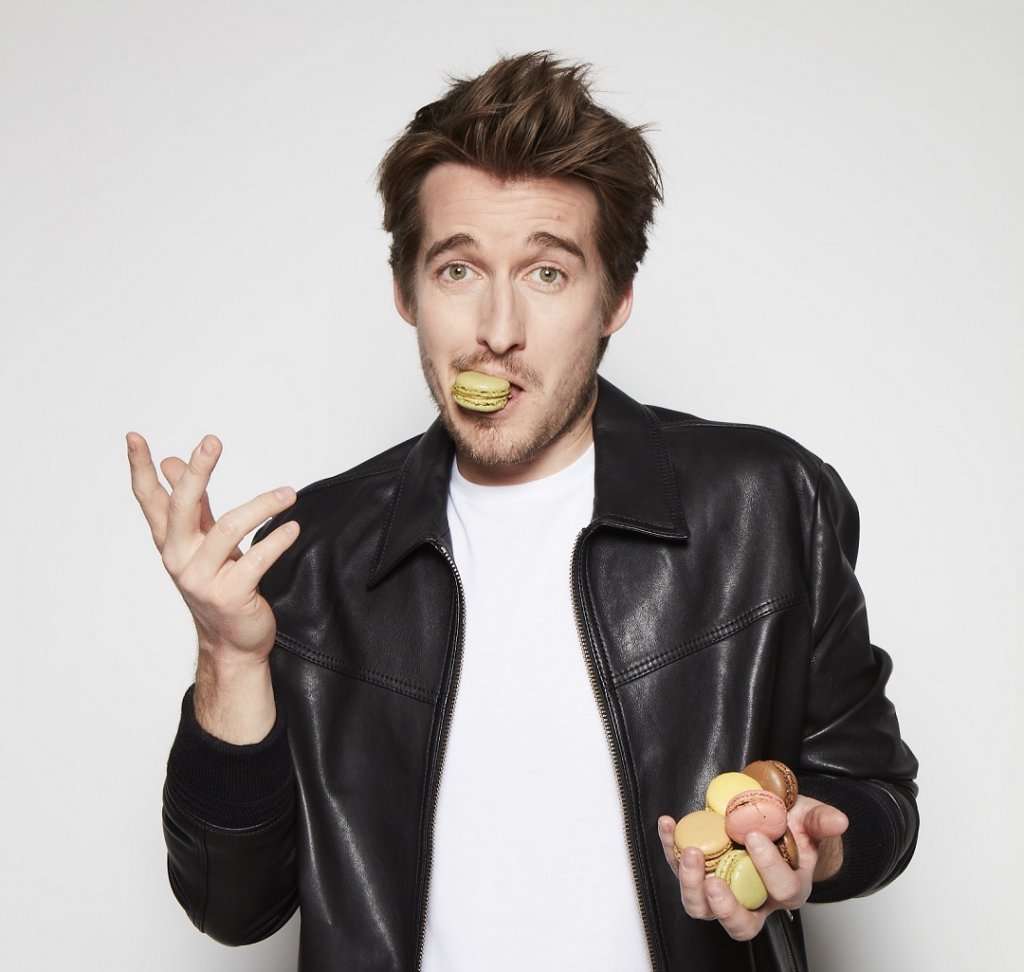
[775,827,800,870]
[742,760,798,810]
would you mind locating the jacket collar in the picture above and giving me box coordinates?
[367,376,690,587]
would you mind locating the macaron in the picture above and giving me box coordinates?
[451,371,511,412]
[743,759,798,810]
[724,789,788,843]
[775,827,800,870]
[714,849,768,910]
[673,810,733,872]
[705,772,762,816]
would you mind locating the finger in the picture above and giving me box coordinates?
[705,876,761,941]
[161,456,220,545]
[160,455,186,488]
[164,436,222,553]
[220,518,301,594]
[678,847,714,919]
[127,432,170,547]
[189,487,297,580]
[745,831,803,906]
[658,816,680,874]
[802,805,849,842]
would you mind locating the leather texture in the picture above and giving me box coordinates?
[163,379,918,971]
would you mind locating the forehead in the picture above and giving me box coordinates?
[417,164,599,255]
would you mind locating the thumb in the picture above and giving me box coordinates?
[803,804,849,842]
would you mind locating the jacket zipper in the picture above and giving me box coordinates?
[571,527,659,972]
[415,541,467,970]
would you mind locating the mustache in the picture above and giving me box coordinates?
[451,352,543,389]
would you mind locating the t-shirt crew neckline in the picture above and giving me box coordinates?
[448,443,596,510]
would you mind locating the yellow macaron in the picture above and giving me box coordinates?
[705,772,762,815]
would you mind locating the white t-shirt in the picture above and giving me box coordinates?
[421,446,650,971]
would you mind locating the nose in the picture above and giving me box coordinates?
[476,277,525,356]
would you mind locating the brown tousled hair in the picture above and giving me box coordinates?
[377,52,662,320]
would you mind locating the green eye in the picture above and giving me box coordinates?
[535,266,561,284]
[445,264,468,281]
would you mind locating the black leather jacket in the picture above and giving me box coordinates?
[163,379,918,971]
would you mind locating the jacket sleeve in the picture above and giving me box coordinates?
[795,462,919,903]
[162,686,298,944]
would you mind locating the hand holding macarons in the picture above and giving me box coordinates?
[657,760,848,942]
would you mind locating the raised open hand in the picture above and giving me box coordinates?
[127,432,300,741]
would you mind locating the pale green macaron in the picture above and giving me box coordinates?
[451,371,511,412]
[714,849,768,910]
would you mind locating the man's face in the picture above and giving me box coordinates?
[395,163,632,485]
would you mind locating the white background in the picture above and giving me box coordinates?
[1,1,1020,969]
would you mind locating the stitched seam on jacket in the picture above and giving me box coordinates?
[369,458,411,577]
[274,631,436,704]
[657,418,812,453]
[300,461,405,496]
[613,590,809,686]
[644,403,685,528]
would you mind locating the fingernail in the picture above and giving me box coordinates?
[201,437,216,455]
[282,521,299,535]
[274,487,294,501]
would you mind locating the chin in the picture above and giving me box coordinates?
[441,410,544,468]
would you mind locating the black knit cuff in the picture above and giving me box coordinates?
[799,774,912,903]
[165,685,294,830]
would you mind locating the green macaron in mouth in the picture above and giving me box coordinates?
[451,370,512,412]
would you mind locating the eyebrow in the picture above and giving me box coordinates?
[422,230,588,267]
[525,231,587,266]
[423,233,478,265]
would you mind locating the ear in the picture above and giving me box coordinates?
[393,277,416,326]
[601,284,633,338]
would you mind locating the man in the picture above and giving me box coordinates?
[128,53,918,970]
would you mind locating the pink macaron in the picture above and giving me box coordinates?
[724,789,788,843]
